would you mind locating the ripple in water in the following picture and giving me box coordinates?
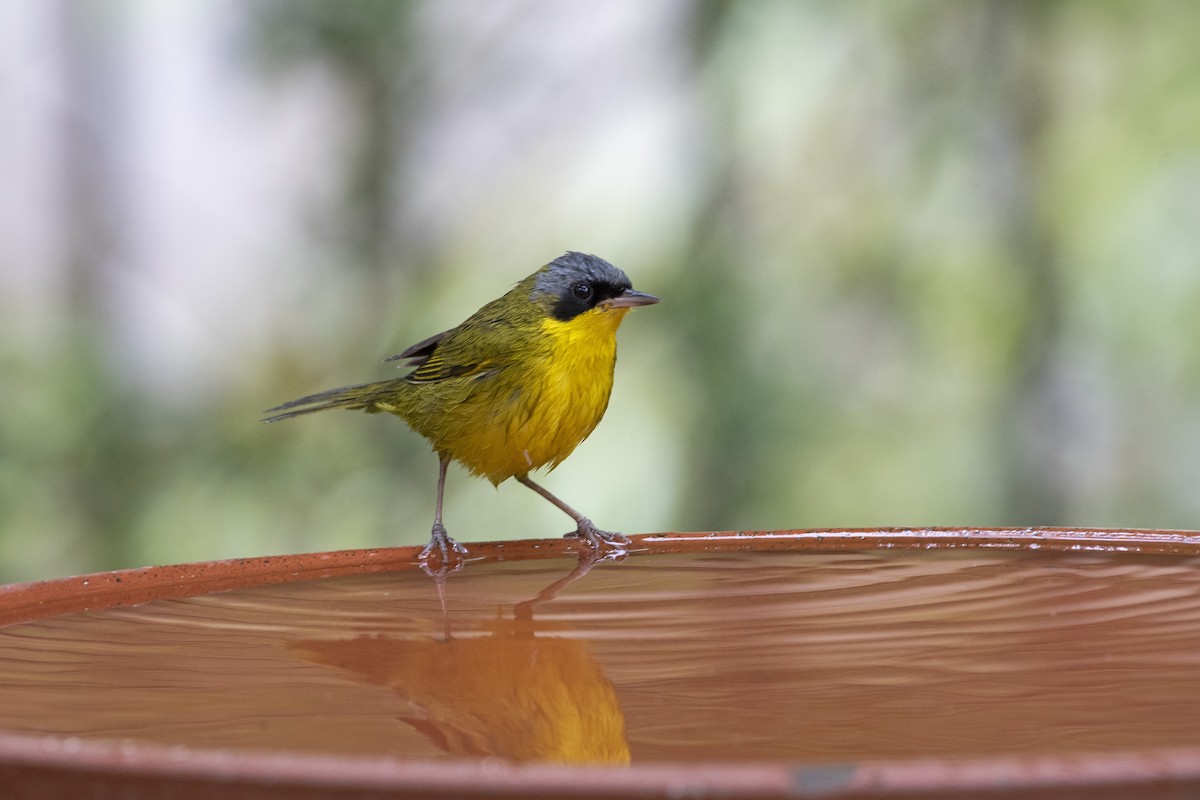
[2,548,1200,764]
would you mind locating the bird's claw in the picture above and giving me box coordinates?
[565,517,630,555]
[418,522,468,570]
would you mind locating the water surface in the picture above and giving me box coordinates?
[3,548,1200,764]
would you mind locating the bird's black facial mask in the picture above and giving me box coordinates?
[534,252,634,322]
[549,279,632,321]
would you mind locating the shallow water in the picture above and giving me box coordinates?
[3,548,1200,765]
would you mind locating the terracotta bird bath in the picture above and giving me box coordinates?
[4,528,1200,798]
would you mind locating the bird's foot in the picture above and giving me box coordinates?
[418,522,468,568]
[565,517,630,554]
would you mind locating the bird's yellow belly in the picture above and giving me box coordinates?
[406,310,625,484]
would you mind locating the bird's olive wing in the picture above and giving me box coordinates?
[385,328,496,384]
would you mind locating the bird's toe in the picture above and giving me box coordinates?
[569,518,630,551]
[419,522,467,565]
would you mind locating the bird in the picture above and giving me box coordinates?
[264,252,659,562]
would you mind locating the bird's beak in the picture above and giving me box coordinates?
[600,288,661,310]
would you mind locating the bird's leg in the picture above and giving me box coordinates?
[516,475,630,550]
[419,455,468,563]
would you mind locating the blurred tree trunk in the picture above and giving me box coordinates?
[57,0,144,569]
[250,1,423,311]
[59,1,117,333]
[670,0,772,530]
[977,1,1069,525]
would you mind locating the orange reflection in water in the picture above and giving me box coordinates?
[291,559,629,765]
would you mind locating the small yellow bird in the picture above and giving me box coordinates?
[264,252,659,561]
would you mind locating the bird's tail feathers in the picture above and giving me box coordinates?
[262,379,404,423]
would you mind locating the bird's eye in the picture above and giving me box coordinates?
[571,282,593,301]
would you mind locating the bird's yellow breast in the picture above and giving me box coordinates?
[426,307,628,484]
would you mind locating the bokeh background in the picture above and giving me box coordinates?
[3,0,1199,583]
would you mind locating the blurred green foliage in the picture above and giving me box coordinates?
[2,1,1200,583]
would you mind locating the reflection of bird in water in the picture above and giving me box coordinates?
[291,555,629,765]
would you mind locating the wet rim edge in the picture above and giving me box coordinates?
[4,527,1200,627]
[4,719,1200,799]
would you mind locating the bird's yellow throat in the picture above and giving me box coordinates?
[491,306,629,481]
